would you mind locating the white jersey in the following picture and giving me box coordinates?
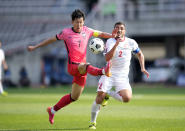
[0,49,5,80]
[105,37,140,77]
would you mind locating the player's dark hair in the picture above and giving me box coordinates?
[71,9,85,21]
[114,22,125,28]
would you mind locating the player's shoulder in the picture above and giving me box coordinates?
[59,27,74,37]
[83,26,92,32]
[125,37,137,44]
[125,37,135,42]
[62,27,71,33]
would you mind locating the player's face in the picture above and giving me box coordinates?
[72,17,84,33]
[114,24,125,38]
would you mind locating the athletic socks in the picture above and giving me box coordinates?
[51,107,56,114]
[86,65,103,76]
[53,94,73,112]
[91,101,101,123]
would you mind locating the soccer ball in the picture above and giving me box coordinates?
[89,38,104,54]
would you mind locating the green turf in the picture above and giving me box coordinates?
[0,84,185,131]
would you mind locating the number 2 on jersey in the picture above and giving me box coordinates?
[119,50,123,57]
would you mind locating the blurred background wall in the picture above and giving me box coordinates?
[0,0,185,87]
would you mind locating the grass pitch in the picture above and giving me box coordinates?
[0,84,185,131]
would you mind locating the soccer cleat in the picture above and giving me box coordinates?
[1,91,8,96]
[101,94,110,107]
[104,61,112,77]
[47,107,55,124]
[89,122,96,130]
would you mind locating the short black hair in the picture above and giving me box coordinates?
[71,9,85,21]
[114,21,125,28]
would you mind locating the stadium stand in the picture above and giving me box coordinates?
[0,0,86,51]
[86,0,185,84]
[0,0,88,85]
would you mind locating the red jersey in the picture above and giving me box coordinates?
[56,26,94,63]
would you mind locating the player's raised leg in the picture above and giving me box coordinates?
[47,107,55,124]
[78,62,111,77]
[47,93,74,124]
[47,83,84,124]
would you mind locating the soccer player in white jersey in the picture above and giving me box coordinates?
[0,41,8,96]
[89,22,150,129]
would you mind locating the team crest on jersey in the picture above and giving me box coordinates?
[81,32,86,38]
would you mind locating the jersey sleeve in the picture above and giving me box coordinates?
[56,30,65,40]
[88,27,101,37]
[86,27,95,37]
[132,39,140,54]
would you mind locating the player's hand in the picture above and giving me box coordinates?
[142,69,150,78]
[27,46,36,52]
[112,28,118,38]
[116,38,124,45]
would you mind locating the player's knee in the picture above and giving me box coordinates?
[71,95,79,101]
[71,97,78,101]
[122,96,131,103]
[78,63,86,74]
[96,96,104,104]
[123,98,130,103]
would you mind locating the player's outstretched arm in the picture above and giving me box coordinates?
[27,36,57,52]
[93,28,118,39]
[136,50,150,78]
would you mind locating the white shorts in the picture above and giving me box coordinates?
[97,75,132,93]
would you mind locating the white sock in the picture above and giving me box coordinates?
[0,82,4,94]
[108,90,122,102]
[91,101,101,123]
[51,107,56,114]
[102,69,105,75]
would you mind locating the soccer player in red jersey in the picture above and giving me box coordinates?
[27,9,117,124]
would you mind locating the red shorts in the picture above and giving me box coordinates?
[67,63,87,87]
